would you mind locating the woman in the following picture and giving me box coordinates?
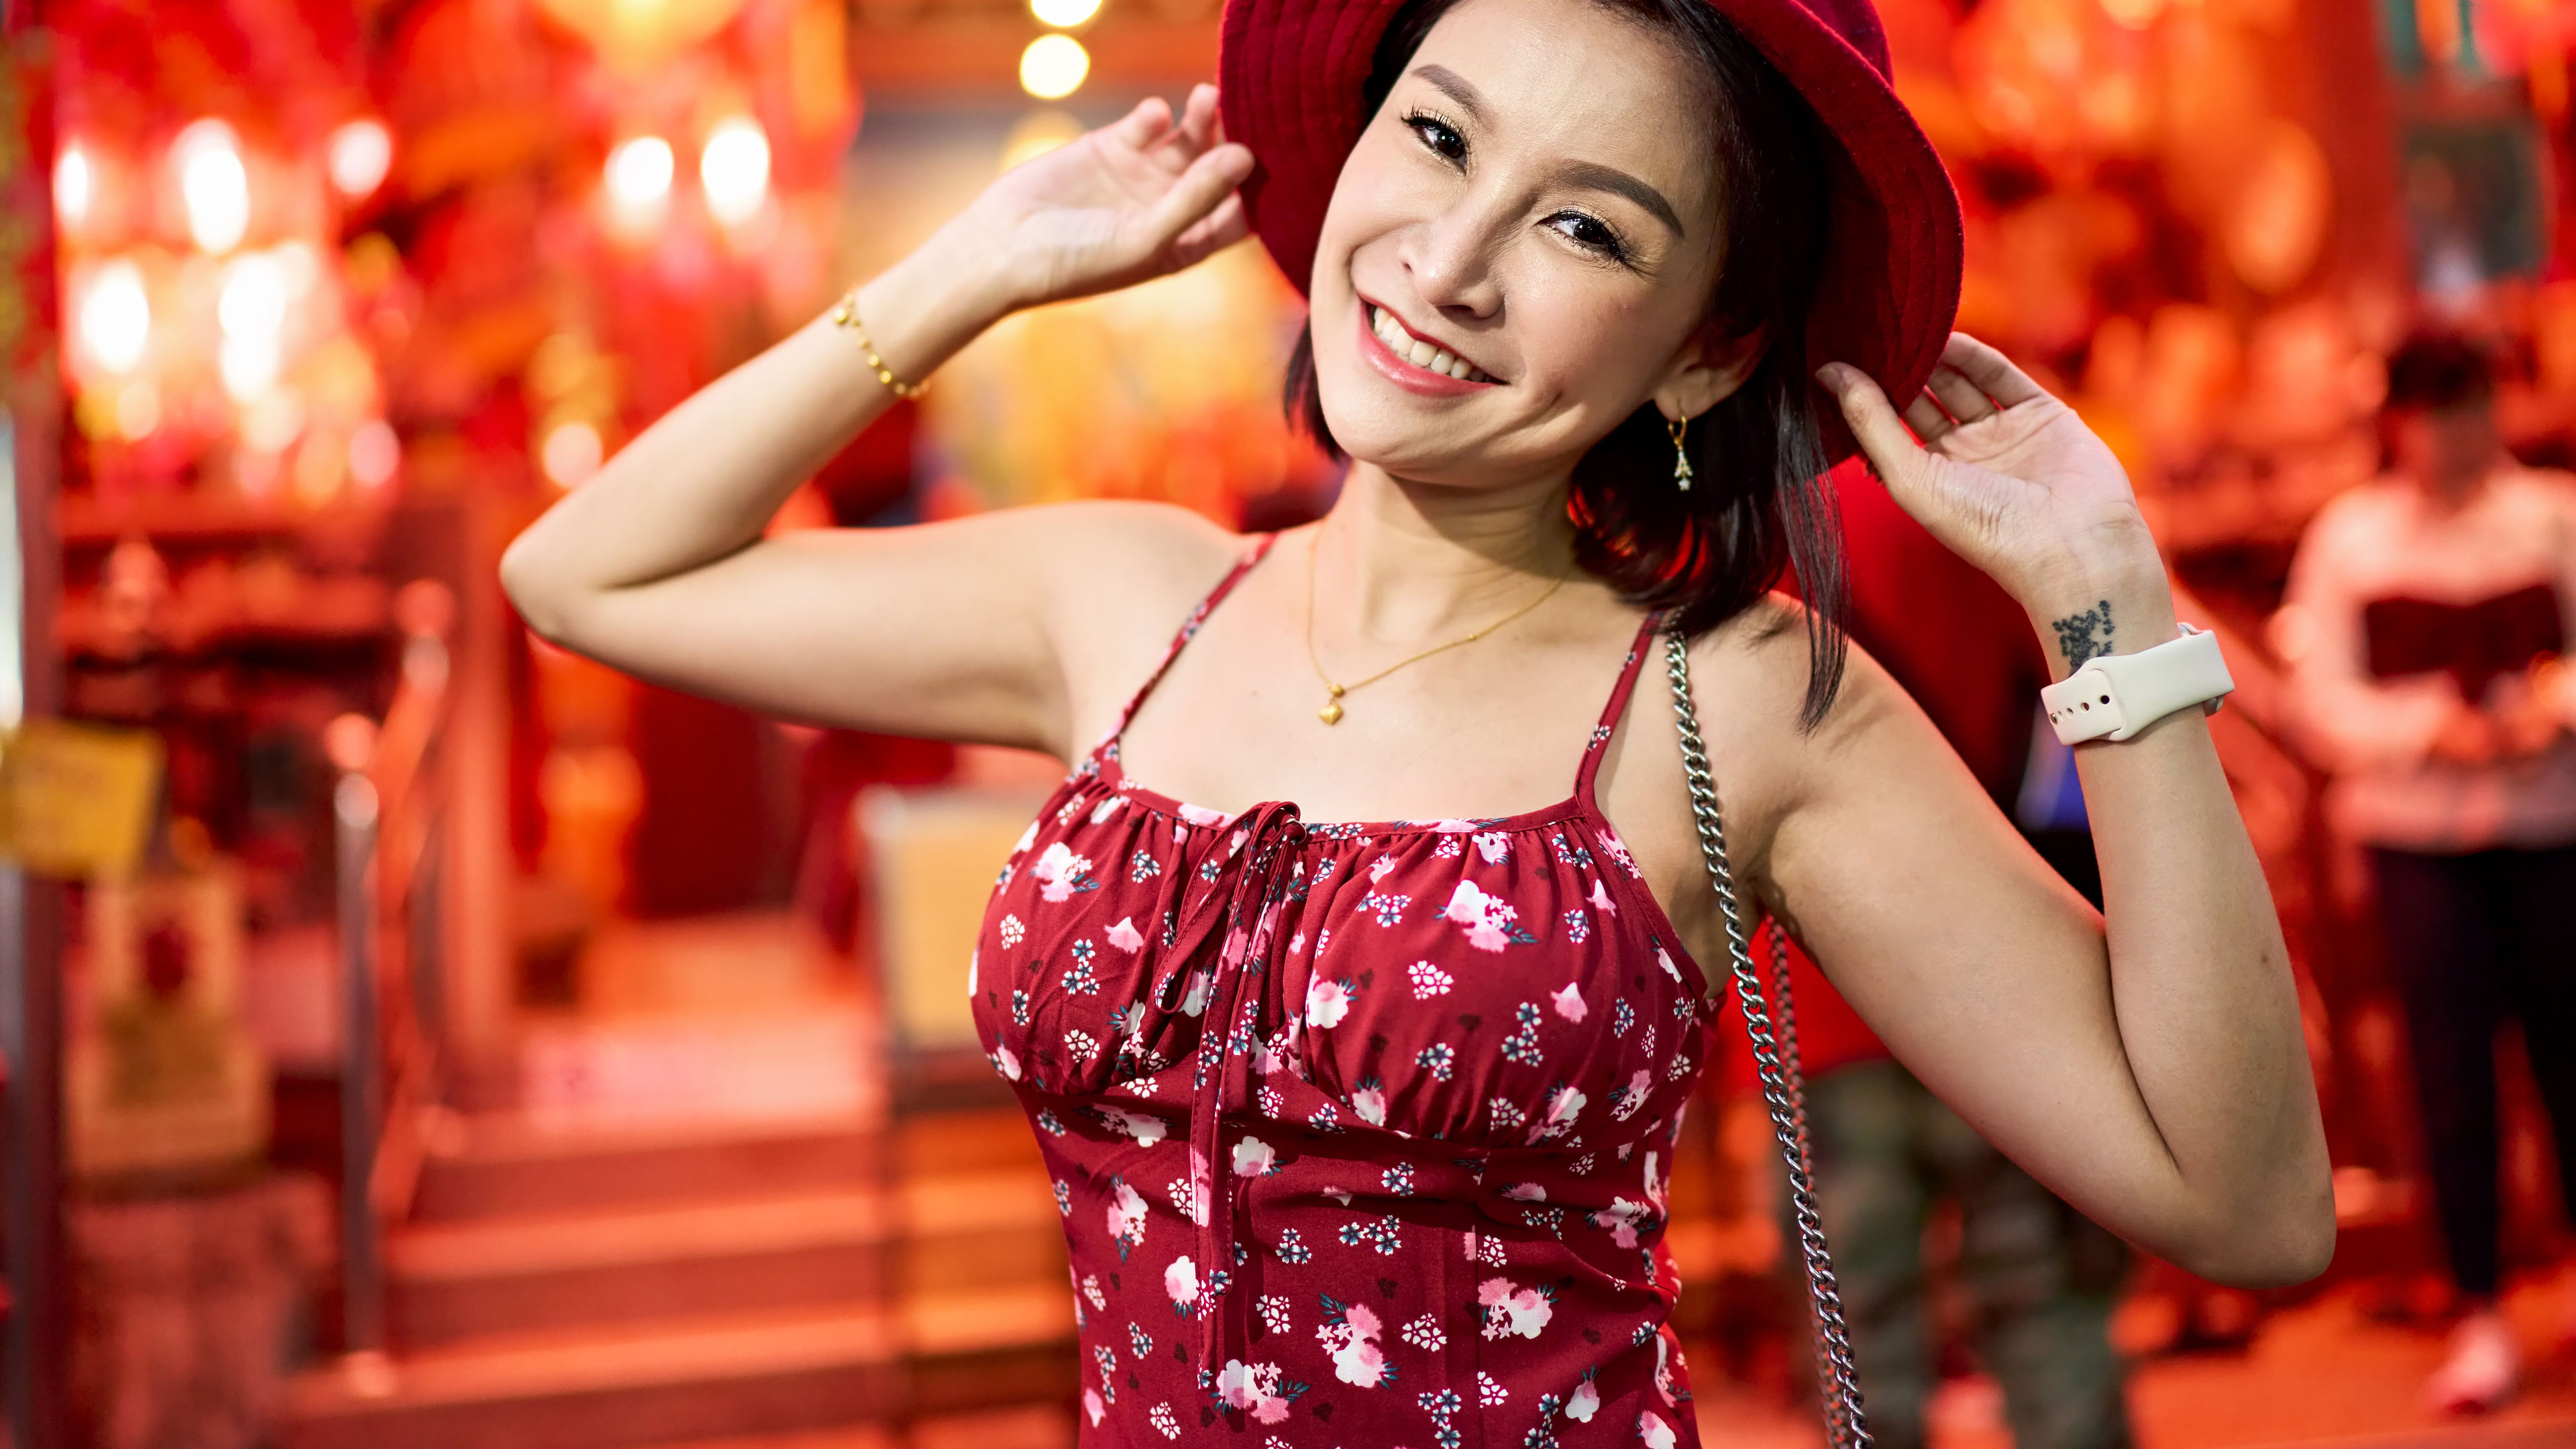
[502,0,2332,1440]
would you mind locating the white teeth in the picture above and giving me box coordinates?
[1371,304,1486,382]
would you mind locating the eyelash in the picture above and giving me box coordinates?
[1399,109,1634,266]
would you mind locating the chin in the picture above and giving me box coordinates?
[1316,376,1483,483]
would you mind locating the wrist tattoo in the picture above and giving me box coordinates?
[2052,599,2115,669]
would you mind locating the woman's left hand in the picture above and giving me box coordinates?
[1817,333,2170,649]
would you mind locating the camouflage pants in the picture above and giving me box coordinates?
[1780,1059,2133,1449]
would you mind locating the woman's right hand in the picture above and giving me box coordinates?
[957,83,1256,313]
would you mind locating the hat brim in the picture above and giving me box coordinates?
[1218,0,1963,464]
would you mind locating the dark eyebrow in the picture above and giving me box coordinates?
[1556,160,1684,239]
[1409,64,1488,123]
[1405,64,1685,240]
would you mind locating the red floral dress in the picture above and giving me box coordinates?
[971,537,1719,1448]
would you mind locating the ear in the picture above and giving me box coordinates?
[1652,322,1766,425]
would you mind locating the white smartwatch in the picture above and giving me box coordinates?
[2040,623,2235,745]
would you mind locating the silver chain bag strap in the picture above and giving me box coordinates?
[1663,627,1872,1449]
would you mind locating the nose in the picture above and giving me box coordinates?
[1401,189,1505,323]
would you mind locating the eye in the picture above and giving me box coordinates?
[1547,211,1629,262]
[1404,110,1467,164]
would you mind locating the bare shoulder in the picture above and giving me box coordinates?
[1006,500,1255,740]
[1676,592,1929,863]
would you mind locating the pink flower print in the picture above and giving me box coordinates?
[1083,1273,1108,1311]
[1106,916,1146,953]
[1348,1079,1389,1128]
[1590,877,1617,916]
[1211,1359,1296,1424]
[1534,1085,1587,1140]
[1164,1254,1199,1314]
[1428,818,1480,833]
[1591,1197,1648,1249]
[1550,981,1587,1022]
[1476,1277,1554,1340]
[1566,1373,1601,1423]
[1368,854,1399,883]
[1233,1135,1277,1177]
[1653,1328,1685,1405]
[1472,830,1511,864]
[988,1044,1021,1081]
[1318,1299,1393,1387]
[1089,794,1128,824]
[1083,1389,1106,1427]
[1030,841,1095,902]
[1107,1181,1148,1257]
[1096,1105,1169,1146]
[1407,961,1454,999]
[1611,1069,1654,1122]
[1254,1026,1295,1075]
[1443,879,1521,952]
[1305,975,1353,1029]
[1595,827,1640,877]
[1179,802,1230,828]
[1179,968,1213,1016]
[1169,1150,1211,1226]
[1501,1181,1546,1203]
[1644,1150,1668,1215]
[1656,945,1684,985]
[1012,820,1039,855]
[1638,1410,1679,1449]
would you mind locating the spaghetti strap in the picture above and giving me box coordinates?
[1573,611,1669,806]
[1102,533,1279,751]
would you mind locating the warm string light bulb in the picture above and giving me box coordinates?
[1020,34,1091,100]
[56,145,93,228]
[175,119,250,254]
[605,136,676,231]
[700,117,771,227]
[1032,0,1103,25]
[80,260,151,374]
[329,119,393,199]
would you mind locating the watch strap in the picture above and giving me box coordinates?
[2041,624,2235,745]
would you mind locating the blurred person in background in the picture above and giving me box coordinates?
[1746,463,2130,1449]
[2282,329,2576,1413]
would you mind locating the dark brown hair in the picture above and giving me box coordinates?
[2381,328,2496,414]
[1285,0,1848,724]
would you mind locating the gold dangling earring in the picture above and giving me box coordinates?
[1668,414,1694,492]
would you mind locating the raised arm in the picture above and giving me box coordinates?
[1771,337,2333,1287]
[500,88,1255,755]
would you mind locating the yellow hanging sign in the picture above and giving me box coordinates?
[0,720,164,879]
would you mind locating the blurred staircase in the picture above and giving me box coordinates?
[282,914,1075,1449]
[284,1106,1073,1449]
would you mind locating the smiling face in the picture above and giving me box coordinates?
[1307,0,1745,490]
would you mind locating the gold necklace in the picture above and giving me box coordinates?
[1303,530,1568,725]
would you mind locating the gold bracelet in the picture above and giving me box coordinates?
[829,287,927,400]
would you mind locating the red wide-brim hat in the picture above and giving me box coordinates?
[1218,0,1964,460]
